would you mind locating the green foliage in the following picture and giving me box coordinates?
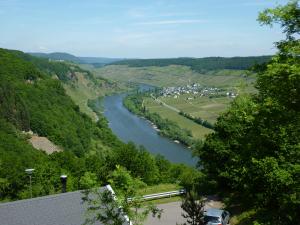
[258,0,300,38]
[79,172,98,189]
[0,48,97,156]
[109,165,146,195]
[111,143,160,184]
[82,188,126,225]
[83,167,163,225]
[108,166,162,225]
[197,1,300,223]
[180,190,205,225]
[179,111,214,130]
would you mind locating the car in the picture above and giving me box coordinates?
[203,208,230,225]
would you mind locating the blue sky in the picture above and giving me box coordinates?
[0,0,289,58]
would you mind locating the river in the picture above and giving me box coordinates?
[102,87,197,166]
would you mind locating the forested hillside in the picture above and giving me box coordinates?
[0,48,198,201]
[29,52,81,63]
[110,56,271,72]
[29,52,123,65]
[0,49,97,156]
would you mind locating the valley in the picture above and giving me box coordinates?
[0,1,298,225]
[88,62,256,141]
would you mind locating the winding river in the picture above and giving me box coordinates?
[102,87,197,166]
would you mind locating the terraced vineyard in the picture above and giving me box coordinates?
[92,65,256,92]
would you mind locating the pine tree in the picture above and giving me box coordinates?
[180,190,205,225]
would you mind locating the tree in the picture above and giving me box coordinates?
[79,172,97,189]
[83,166,162,225]
[197,0,299,223]
[82,187,126,225]
[179,190,205,225]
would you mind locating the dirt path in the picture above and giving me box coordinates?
[29,135,61,154]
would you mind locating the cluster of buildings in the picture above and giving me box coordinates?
[160,83,237,99]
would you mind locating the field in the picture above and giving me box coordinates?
[91,65,256,93]
[144,97,213,139]
[159,94,232,124]
[143,93,234,139]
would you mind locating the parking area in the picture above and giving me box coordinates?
[145,201,186,225]
[145,196,224,225]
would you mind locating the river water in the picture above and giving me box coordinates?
[102,88,197,166]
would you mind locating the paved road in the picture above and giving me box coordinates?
[145,197,224,225]
[150,94,180,113]
[145,202,186,225]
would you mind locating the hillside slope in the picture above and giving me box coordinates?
[26,52,122,120]
[0,48,99,156]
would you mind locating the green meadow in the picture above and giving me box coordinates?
[144,96,213,139]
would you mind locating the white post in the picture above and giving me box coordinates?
[25,168,35,199]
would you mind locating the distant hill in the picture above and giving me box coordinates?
[79,56,124,64]
[110,56,272,72]
[29,52,123,65]
[29,52,81,63]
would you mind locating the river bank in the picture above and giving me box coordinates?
[101,93,197,166]
[123,93,195,147]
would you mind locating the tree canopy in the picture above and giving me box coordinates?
[197,1,299,224]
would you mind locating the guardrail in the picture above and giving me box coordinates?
[128,189,186,202]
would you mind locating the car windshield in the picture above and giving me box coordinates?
[204,215,220,223]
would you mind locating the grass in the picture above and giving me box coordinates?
[137,183,183,205]
[230,209,257,225]
[138,183,182,195]
[143,94,234,139]
[160,94,232,124]
[144,96,214,139]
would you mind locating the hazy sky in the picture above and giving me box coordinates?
[0,0,289,58]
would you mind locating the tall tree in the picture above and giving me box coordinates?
[179,190,205,225]
[197,0,299,224]
[83,166,162,225]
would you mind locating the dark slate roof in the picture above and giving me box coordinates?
[0,190,101,225]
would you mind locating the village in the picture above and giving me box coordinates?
[160,83,238,99]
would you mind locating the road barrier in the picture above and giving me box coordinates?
[128,189,186,202]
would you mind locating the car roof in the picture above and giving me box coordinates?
[204,208,225,217]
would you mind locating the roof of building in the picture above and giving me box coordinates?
[0,190,97,225]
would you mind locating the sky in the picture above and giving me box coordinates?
[0,0,289,58]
